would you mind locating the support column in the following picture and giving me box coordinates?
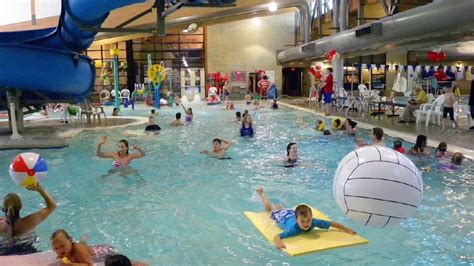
[340,0,348,31]
[6,90,24,134]
[126,40,136,91]
[332,53,344,96]
[357,0,364,26]
[332,0,340,33]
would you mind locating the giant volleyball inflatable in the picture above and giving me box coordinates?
[9,153,48,187]
[333,146,423,228]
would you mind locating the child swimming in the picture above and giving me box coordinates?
[315,120,325,132]
[410,135,430,156]
[200,138,233,159]
[180,104,193,123]
[393,139,405,153]
[255,188,356,249]
[240,116,254,137]
[371,127,384,146]
[235,111,242,123]
[170,112,184,126]
[434,142,452,158]
[51,229,116,265]
[355,138,367,149]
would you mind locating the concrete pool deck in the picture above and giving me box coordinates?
[0,116,148,150]
[278,98,474,160]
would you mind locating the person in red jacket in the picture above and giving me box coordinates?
[321,67,334,115]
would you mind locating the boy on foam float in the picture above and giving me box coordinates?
[256,188,356,249]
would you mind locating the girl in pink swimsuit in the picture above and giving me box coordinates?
[96,136,146,168]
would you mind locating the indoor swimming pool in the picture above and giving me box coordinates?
[0,103,472,264]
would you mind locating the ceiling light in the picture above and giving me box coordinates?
[252,17,261,26]
[268,2,278,12]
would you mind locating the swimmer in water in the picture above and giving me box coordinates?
[180,104,193,123]
[96,137,145,177]
[200,138,232,159]
[284,142,298,167]
[240,115,254,137]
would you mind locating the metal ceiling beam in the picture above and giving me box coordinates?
[379,0,389,15]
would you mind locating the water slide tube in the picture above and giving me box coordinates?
[0,0,146,105]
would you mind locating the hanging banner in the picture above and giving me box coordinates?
[467,66,472,80]
[361,64,367,70]
[395,65,400,72]
[384,65,389,70]
[403,65,408,72]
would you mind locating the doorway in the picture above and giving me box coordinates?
[282,68,303,96]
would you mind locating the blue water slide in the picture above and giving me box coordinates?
[0,0,146,105]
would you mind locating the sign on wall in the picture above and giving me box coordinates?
[230,71,247,82]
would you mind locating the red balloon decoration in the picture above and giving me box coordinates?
[315,71,322,80]
[427,51,446,62]
[326,49,337,60]
[436,52,446,62]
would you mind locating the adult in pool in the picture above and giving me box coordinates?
[96,136,146,168]
[200,138,233,159]
[0,183,57,255]
[284,142,298,167]
[240,115,254,137]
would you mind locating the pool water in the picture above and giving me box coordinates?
[0,103,472,264]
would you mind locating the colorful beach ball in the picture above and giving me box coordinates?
[9,153,48,187]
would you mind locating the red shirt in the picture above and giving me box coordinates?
[258,79,270,94]
[434,70,449,82]
[395,147,405,154]
[323,73,334,94]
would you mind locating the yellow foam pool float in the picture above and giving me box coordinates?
[244,205,368,256]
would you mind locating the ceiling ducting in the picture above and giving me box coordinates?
[277,0,474,64]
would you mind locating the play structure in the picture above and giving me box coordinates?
[147,62,169,108]
[207,72,228,96]
[207,86,221,105]
[0,0,236,134]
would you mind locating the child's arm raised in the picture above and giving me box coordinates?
[330,221,357,235]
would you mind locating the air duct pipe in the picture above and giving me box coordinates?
[97,0,312,43]
[277,0,474,64]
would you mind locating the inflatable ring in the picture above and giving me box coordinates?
[331,117,344,130]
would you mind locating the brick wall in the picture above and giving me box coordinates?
[206,13,296,96]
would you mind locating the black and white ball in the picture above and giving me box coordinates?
[333,146,423,228]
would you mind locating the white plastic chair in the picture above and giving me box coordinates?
[120,89,130,103]
[415,94,435,124]
[80,103,107,125]
[415,102,435,125]
[426,95,445,126]
[454,104,470,124]
[99,90,110,104]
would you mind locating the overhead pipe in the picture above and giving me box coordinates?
[277,0,474,64]
[97,0,312,43]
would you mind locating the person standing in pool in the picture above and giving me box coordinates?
[285,143,298,165]
[96,136,146,168]
[240,115,254,137]
[0,183,56,255]
[200,138,232,158]
[144,117,161,135]
[180,104,193,123]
